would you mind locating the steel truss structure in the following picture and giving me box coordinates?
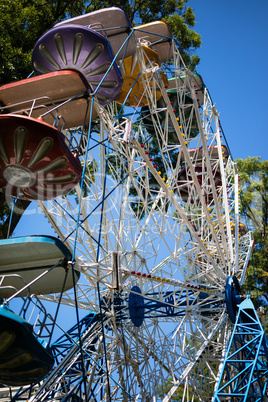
[0,8,265,402]
[213,298,268,401]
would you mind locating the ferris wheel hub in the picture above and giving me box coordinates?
[3,165,36,188]
[128,286,145,327]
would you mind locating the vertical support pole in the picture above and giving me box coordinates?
[234,164,239,272]
[100,119,108,255]
[112,251,120,290]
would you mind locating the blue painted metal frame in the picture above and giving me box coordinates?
[128,286,221,327]
[11,311,127,401]
[213,297,268,401]
[9,312,99,401]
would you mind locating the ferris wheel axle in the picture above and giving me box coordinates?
[225,275,243,323]
[128,285,223,327]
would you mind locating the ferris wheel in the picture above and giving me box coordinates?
[0,7,264,402]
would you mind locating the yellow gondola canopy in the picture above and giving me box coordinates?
[115,44,167,107]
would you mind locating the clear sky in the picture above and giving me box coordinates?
[189,0,268,161]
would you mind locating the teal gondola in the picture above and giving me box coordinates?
[0,235,79,297]
[0,304,54,385]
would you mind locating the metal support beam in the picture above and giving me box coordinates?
[213,297,268,401]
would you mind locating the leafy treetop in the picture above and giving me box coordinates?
[0,0,201,86]
[236,157,268,305]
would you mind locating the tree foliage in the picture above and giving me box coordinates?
[236,157,268,302]
[0,0,201,86]
[0,0,90,85]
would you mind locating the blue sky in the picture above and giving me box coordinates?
[189,0,268,160]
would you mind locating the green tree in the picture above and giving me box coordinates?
[0,0,88,85]
[0,0,201,237]
[236,156,268,302]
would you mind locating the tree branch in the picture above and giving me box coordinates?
[0,198,31,239]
